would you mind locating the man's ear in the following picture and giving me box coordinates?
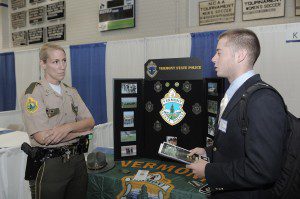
[236,49,247,63]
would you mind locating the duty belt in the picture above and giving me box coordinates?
[40,144,80,162]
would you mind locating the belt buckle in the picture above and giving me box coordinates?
[62,150,71,163]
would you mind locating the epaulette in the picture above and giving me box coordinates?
[25,82,40,94]
[63,83,76,90]
[63,83,70,88]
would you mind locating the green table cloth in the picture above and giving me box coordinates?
[87,157,209,199]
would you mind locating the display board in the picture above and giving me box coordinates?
[28,27,44,44]
[47,24,65,42]
[242,0,285,21]
[12,31,27,46]
[10,0,66,46]
[199,0,235,25]
[113,79,144,160]
[29,6,45,24]
[29,0,45,4]
[296,0,300,16]
[11,0,26,10]
[144,79,206,160]
[46,1,65,20]
[98,0,135,31]
[205,78,224,147]
[11,11,26,29]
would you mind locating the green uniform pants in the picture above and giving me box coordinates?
[29,154,87,199]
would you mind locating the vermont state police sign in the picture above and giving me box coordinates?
[160,88,186,126]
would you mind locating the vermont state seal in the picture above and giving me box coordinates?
[159,88,186,126]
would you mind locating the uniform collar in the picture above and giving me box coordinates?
[40,78,71,96]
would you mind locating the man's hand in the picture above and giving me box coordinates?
[44,123,72,145]
[189,147,206,156]
[186,159,209,178]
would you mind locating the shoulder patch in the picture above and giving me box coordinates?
[25,82,40,94]
[25,97,39,113]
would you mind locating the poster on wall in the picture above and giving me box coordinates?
[29,6,45,24]
[199,0,235,25]
[98,0,135,31]
[47,24,65,42]
[242,0,285,21]
[47,1,65,20]
[11,0,26,10]
[28,28,44,44]
[11,11,26,29]
[12,31,27,46]
[296,0,300,16]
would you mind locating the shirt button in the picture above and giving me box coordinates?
[213,147,217,151]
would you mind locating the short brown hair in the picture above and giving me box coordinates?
[39,43,65,62]
[219,29,260,65]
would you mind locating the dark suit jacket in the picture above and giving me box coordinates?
[205,74,287,199]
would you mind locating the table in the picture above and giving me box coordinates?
[87,150,208,199]
[0,128,31,199]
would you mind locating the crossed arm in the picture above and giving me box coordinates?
[33,117,95,145]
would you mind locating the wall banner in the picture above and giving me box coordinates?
[242,0,285,21]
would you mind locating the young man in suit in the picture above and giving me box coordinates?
[187,29,286,198]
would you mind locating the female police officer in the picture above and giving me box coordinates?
[21,43,95,199]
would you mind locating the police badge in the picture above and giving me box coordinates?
[160,88,186,126]
[181,123,190,135]
[192,103,202,115]
[154,81,162,92]
[145,101,154,112]
[146,61,158,78]
[153,120,162,132]
[183,81,192,93]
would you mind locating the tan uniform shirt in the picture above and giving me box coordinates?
[20,78,93,147]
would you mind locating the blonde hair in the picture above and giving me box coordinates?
[39,43,66,62]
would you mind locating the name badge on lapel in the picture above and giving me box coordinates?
[218,119,227,133]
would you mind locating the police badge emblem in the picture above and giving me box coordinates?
[181,123,190,135]
[146,61,158,78]
[160,88,186,126]
[153,120,162,132]
[154,81,162,92]
[183,81,192,93]
[192,103,202,115]
[145,101,154,112]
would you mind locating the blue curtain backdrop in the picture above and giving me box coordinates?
[0,52,16,111]
[191,30,225,78]
[70,43,107,124]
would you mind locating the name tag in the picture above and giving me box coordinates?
[218,119,227,133]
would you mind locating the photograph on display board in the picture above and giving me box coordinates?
[121,130,136,142]
[121,97,137,108]
[123,111,134,127]
[208,100,218,114]
[208,116,216,136]
[121,83,137,94]
[121,145,137,157]
[166,136,177,146]
[207,82,218,96]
